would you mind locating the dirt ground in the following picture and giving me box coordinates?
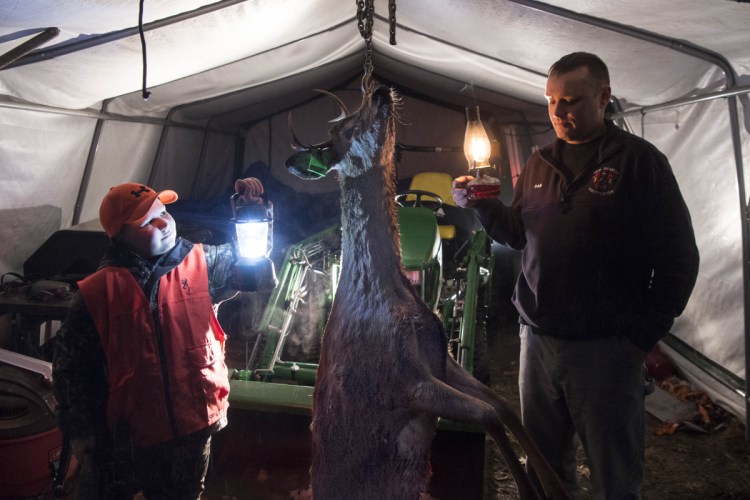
[55,324,750,500]
[204,322,750,500]
[484,328,750,500]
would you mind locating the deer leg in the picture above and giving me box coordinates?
[407,376,544,500]
[445,359,571,500]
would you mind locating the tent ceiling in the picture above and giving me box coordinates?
[0,0,749,424]
[1,0,748,122]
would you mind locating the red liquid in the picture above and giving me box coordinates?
[467,183,500,200]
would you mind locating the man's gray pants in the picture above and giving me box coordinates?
[519,324,646,500]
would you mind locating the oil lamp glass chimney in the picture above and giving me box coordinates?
[463,106,500,201]
[464,105,492,171]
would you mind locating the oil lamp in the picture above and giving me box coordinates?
[230,193,277,292]
[464,105,492,170]
[463,106,500,200]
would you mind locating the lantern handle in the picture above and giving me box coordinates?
[230,191,271,221]
[230,192,240,219]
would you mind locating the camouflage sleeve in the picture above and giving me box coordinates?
[52,294,109,440]
[202,242,239,299]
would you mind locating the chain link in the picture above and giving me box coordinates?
[356,0,397,92]
[389,0,397,45]
[356,0,373,40]
[356,0,374,92]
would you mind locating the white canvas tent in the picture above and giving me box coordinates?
[1,0,749,430]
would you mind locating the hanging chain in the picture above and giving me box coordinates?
[356,0,374,90]
[389,0,397,46]
[356,0,397,94]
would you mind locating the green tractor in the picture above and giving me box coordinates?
[208,172,496,499]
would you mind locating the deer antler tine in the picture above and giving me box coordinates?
[315,89,350,123]
[288,111,312,150]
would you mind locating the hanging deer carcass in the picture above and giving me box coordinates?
[287,85,570,500]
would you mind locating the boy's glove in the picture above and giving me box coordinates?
[235,178,265,205]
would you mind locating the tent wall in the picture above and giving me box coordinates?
[0,109,94,274]
[1,0,749,427]
[76,120,165,225]
[244,80,549,196]
[624,96,749,416]
[147,126,238,200]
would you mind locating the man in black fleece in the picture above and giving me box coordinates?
[452,52,699,499]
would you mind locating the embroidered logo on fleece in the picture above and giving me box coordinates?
[588,166,619,195]
[181,278,191,293]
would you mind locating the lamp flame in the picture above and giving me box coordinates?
[464,106,492,170]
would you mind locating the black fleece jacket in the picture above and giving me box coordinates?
[474,121,699,351]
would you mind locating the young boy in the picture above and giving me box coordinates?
[53,178,264,499]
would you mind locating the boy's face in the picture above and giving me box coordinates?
[118,199,177,257]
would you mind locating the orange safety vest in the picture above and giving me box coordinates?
[78,244,229,447]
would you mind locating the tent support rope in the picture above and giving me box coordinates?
[138,0,151,100]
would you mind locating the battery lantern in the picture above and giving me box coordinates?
[230,193,277,292]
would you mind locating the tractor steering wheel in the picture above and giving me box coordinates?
[395,190,444,212]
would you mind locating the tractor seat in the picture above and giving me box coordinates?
[408,172,457,240]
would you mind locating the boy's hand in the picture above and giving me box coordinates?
[235,178,264,204]
[452,175,476,208]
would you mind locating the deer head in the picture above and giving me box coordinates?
[286,85,397,180]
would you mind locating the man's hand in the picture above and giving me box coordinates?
[452,175,476,209]
[235,177,264,205]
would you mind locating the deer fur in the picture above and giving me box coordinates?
[294,85,569,500]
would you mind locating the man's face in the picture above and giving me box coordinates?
[545,66,611,144]
[118,199,177,257]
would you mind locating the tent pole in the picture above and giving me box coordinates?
[0,99,237,135]
[607,86,750,120]
[72,100,109,226]
[191,124,213,199]
[234,135,246,181]
[147,109,177,187]
[726,94,750,439]
[3,1,248,70]
[507,0,736,86]
[0,27,59,70]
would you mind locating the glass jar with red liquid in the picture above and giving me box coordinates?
[467,174,500,200]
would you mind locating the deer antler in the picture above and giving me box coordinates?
[315,89,350,123]
[287,89,351,151]
[287,112,314,152]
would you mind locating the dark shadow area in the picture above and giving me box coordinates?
[205,408,486,500]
